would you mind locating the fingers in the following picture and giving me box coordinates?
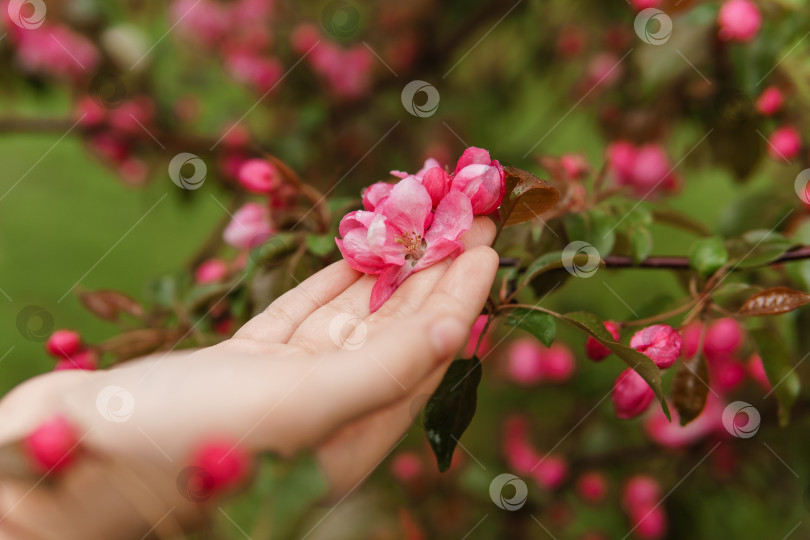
[372,217,496,320]
[232,260,361,344]
[286,217,496,352]
[319,244,498,425]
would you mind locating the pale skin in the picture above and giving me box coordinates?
[0,218,498,539]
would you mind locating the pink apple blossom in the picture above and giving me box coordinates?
[630,325,682,369]
[704,317,743,357]
[718,0,762,43]
[612,368,655,419]
[506,338,544,384]
[223,202,274,249]
[532,454,568,490]
[362,182,394,211]
[336,177,473,312]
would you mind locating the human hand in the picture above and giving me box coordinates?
[0,217,497,539]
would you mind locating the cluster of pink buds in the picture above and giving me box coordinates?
[23,416,80,474]
[336,147,506,312]
[45,329,97,371]
[506,338,576,385]
[171,0,281,93]
[74,96,158,184]
[622,476,667,539]
[291,23,375,100]
[503,415,568,490]
[606,142,678,198]
[611,325,682,419]
[681,318,753,393]
[6,21,99,81]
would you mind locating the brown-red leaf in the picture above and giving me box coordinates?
[501,166,560,227]
[79,289,145,322]
[738,286,810,317]
[671,355,710,426]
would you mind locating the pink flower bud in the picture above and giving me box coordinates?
[362,182,394,211]
[585,321,620,361]
[606,141,637,184]
[451,147,506,215]
[576,471,608,504]
[195,259,229,284]
[24,416,79,474]
[46,330,82,358]
[612,368,655,419]
[532,454,568,490]
[632,505,668,540]
[767,126,802,162]
[679,322,702,359]
[503,415,538,474]
[421,167,451,208]
[54,350,98,371]
[747,353,771,390]
[290,23,320,54]
[630,325,682,369]
[223,202,273,249]
[454,147,493,173]
[631,145,671,191]
[507,338,544,384]
[191,440,249,492]
[237,159,278,194]
[756,86,784,116]
[630,0,661,9]
[622,475,661,510]
[704,318,743,359]
[718,0,762,43]
[75,97,106,127]
[543,344,576,382]
[390,452,422,483]
[463,315,492,358]
[560,153,590,180]
[709,357,746,392]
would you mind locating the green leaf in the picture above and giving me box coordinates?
[305,233,336,257]
[728,230,793,269]
[521,251,598,286]
[424,358,482,472]
[689,236,728,277]
[750,328,800,427]
[630,227,653,265]
[505,308,556,347]
[563,311,670,420]
[563,210,616,256]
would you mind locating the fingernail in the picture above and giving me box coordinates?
[429,316,468,358]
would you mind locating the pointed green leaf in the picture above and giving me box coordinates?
[505,308,556,347]
[424,358,482,472]
[689,236,728,277]
[750,328,800,427]
[563,311,669,420]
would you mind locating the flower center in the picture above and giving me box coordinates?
[395,231,426,261]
